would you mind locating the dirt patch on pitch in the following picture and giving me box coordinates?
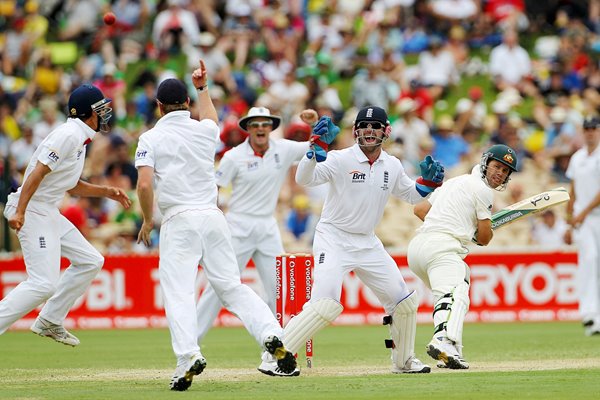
[6,358,600,383]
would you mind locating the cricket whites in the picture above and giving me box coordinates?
[491,187,570,230]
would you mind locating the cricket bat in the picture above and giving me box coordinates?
[491,187,570,230]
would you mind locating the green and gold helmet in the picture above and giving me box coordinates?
[480,144,518,190]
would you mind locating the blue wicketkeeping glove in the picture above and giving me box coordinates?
[415,155,444,197]
[306,116,341,162]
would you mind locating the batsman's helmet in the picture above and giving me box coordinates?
[68,84,112,132]
[480,144,518,191]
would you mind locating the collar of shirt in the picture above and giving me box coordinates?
[243,137,275,157]
[351,143,388,164]
[70,117,96,144]
[155,110,192,127]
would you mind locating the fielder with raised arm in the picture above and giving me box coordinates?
[135,61,296,391]
[277,106,445,376]
[408,144,518,369]
[195,107,310,376]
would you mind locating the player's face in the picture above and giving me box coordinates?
[247,118,273,148]
[486,160,511,188]
[583,126,600,148]
[354,121,386,149]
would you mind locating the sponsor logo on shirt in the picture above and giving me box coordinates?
[349,170,366,183]
[47,151,59,162]
[247,161,259,171]
[76,149,83,160]
[136,150,148,159]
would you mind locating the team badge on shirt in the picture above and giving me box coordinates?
[349,170,366,183]
[381,171,389,190]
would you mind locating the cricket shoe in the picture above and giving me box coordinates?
[426,336,469,370]
[263,335,297,374]
[583,320,600,337]
[258,351,300,377]
[30,317,80,347]
[170,354,207,391]
[392,355,431,374]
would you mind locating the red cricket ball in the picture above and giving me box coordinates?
[103,12,116,26]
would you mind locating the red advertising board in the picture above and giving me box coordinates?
[0,250,579,330]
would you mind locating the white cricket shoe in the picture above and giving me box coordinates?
[170,353,207,391]
[584,319,600,337]
[426,336,469,370]
[30,317,80,347]
[392,355,431,374]
[258,351,300,377]
[263,335,297,374]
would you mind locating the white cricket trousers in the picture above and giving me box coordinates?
[407,232,470,299]
[309,224,411,314]
[574,215,600,322]
[0,202,104,334]
[159,208,282,363]
[196,213,283,342]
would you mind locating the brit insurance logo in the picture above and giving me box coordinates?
[349,170,366,183]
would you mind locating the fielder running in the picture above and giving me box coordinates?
[564,116,600,336]
[135,61,296,391]
[279,106,445,375]
[195,107,310,376]
[0,84,131,344]
[407,144,518,369]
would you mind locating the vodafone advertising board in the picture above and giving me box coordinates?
[0,251,579,330]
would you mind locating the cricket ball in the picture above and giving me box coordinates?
[103,12,116,26]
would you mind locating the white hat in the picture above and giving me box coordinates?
[102,63,117,76]
[195,32,216,47]
[396,98,417,114]
[492,99,510,114]
[238,107,281,131]
[550,107,567,123]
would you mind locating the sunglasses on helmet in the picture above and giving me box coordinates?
[356,121,385,130]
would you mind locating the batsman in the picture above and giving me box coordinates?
[278,106,445,375]
[408,144,518,369]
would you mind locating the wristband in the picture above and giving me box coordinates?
[196,84,207,92]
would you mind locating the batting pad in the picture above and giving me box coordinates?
[387,291,418,369]
[283,298,343,354]
[446,281,470,345]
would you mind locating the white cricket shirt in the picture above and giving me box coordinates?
[7,118,95,208]
[566,144,600,217]
[134,111,220,215]
[215,138,308,217]
[416,165,493,245]
[296,144,424,235]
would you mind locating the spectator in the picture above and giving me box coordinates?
[152,0,201,56]
[10,124,37,176]
[391,98,431,171]
[417,36,458,101]
[431,114,470,172]
[530,209,569,248]
[489,29,534,94]
[32,98,64,143]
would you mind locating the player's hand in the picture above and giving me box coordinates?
[191,59,208,89]
[563,229,573,245]
[419,155,444,185]
[313,116,340,144]
[300,109,319,126]
[107,187,132,209]
[137,220,154,247]
[8,212,24,233]
[571,212,585,228]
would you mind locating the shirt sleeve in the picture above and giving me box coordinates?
[295,152,336,187]
[134,134,155,168]
[475,186,493,220]
[37,133,77,171]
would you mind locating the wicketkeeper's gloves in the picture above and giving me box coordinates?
[415,155,444,197]
[306,116,340,162]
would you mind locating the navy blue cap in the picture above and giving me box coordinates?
[68,84,109,119]
[157,78,188,105]
[354,106,389,127]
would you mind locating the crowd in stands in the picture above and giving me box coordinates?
[1,0,598,254]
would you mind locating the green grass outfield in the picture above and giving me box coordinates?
[1,322,599,399]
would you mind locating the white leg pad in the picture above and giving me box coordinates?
[446,281,470,345]
[387,291,418,368]
[283,298,343,354]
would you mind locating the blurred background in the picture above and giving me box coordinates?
[0,0,598,255]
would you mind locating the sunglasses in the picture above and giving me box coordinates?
[356,121,385,130]
[247,121,273,129]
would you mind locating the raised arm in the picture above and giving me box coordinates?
[191,59,218,124]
